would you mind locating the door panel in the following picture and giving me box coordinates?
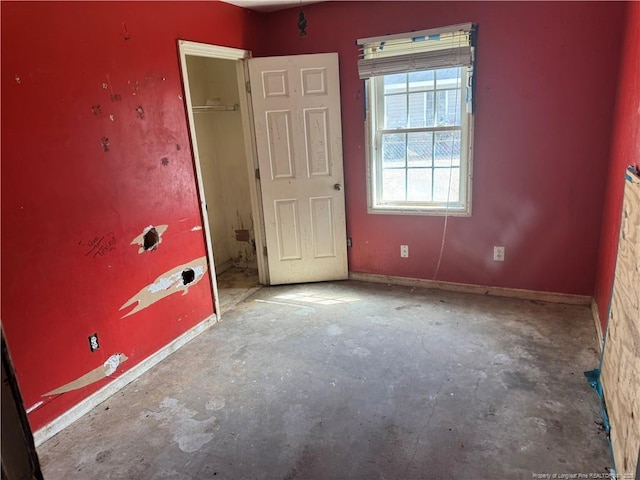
[249,53,347,285]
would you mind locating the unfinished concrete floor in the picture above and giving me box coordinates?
[38,281,611,479]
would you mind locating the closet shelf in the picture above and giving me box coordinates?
[192,104,239,112]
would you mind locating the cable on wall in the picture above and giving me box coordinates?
[432,32,465,281]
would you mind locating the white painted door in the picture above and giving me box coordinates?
[248,53,347,285]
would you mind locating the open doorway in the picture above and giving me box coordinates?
[179,42,266,318]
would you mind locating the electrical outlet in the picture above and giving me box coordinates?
[400,245,409,258]
[88,333,100,352]
[493,246,505,262]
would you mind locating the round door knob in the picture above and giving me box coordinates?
[334,183,342,191]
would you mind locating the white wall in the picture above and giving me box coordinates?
[186,56,256,271]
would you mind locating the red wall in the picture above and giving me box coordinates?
[262,1,624,295]
[1,1,262,431]
[593,1,640,330]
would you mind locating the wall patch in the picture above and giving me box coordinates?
[119,257,208,318]
[43,353,128,396]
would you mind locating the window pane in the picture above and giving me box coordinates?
[433,167,460,202]
[382,133,406,168]
[407,168,432,201]
[434,131,461,166]
[384,94,407,128]
[436,89,461,126]
[384,73,407,94]
[408,70,434,92]
[382,168,406,201]
[408,91,434,127]
[407,132,432,167]
[436,67,461,83]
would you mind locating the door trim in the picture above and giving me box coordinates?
[177,40,267,321]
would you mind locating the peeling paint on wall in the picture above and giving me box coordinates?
[119,257,208,318]
[191,226,203,231]
[42,353,128,396]
[130,224,168,253]
[26,401,44,414]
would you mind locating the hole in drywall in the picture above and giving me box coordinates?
[182,268,195,286]
[143,227,160,251]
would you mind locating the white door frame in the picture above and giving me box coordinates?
[177,40,269,321]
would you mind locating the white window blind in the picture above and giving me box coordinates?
[357,23,476,79]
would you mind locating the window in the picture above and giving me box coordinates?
[358,24,477,215]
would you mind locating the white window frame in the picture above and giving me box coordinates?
[361,25,476,217]
[366,69,474,216]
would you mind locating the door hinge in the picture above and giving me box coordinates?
[263,246,267,256]
[246,81,251,94]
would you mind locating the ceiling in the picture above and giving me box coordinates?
[221,0,326,13]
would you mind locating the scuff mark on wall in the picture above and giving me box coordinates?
[91,104,102,116]
[161,157,169,166]
[102,83,108,89]
[43,353,128,396]
[101,137,110,152]
[15,75,21,84]
[136,105,145,119]
[130,224,168,253]
[121,22,131,41]
[119,257,208,318]
[191,226,202,231]
[110,94,122,102]
[109,114,115,122]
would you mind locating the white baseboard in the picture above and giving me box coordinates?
[348,272,591,306]
[591,298,605,353]
[34,315,216,447]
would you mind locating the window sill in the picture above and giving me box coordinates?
[368,204,471,217]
